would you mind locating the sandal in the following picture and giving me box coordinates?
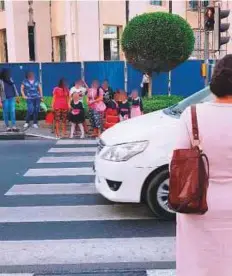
[61,133,69,139]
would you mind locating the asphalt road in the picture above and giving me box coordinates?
[0,139,176,276]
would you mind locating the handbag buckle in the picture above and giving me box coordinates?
[193,139,202,151]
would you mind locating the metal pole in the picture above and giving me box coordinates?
[204,31,209,86]
[49,0,54,62]
[126,1,129,24]
[168,0,172,96]
[169,0,172,13]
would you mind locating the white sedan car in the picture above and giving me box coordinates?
[94,87,213,219]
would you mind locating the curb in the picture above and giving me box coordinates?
[0,132,25,140]
[25,133,58,140]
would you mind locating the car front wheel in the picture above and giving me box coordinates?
[146,168,176,220]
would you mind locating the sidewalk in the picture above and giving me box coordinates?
[0,120,93,140]
[0,121,56,140]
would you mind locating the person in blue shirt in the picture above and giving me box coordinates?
[21,71,43,129]
[0,68,19,132]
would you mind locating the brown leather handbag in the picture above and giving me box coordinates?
[168,105,209,214]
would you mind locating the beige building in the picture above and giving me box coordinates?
[0,0,230,63]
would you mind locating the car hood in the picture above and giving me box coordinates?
[101,109,177,146]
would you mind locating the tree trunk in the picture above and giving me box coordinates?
[148,74,152,98]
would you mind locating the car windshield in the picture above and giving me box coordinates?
[165,86,215,116]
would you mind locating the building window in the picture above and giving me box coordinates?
[58,36,66,61]
[191,30,201,58]
[202,0,209,7]
[0,29,7,62]
[189,1,209,10]
[0,1,5,11]
[103,26,121,61]
[150,0,162,5]
[189,0,198,10]
[28,24,36,61]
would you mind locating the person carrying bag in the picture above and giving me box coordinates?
[168,55,232,276]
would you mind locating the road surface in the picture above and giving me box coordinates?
[0,139,176,276]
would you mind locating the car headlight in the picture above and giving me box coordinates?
[101,141,148,162]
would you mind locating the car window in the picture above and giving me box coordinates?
[166,86,215,116]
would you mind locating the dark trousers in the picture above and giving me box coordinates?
[142,83,149,97]
[26,98,41,124]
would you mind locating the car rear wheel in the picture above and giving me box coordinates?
[146,168,176,220]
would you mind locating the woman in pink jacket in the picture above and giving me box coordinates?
[174,54,232,276]
[87,80,105,137]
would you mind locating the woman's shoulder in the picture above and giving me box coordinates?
[181,103,208,124]
[98,87,104,94]
[88,87,94,92]
[70,86,77,92]
[34,80,40,86]
[53,86,61,93]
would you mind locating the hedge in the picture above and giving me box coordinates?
[143,95,183,113]
[0,95,183,121]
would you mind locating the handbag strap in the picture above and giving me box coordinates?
[191,105,200,147]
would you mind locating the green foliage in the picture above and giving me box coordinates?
[0,96,183,120]
[143,95,183,113]
[0,97,53,121]
[121,12,195,73]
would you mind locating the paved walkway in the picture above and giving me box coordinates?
[0,121,56,139]
[0,120,93,139]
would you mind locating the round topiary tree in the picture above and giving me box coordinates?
[121,12,195,97]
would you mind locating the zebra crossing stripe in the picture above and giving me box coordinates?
[5,183,97,196]
[0,274,34,276]
[0,204,156,223]
[37,156,94,163]
[0,237,175,266]
[56,139,97,145]
[24,167,94,177]
[146,270,176,275]
[48,147,97,153]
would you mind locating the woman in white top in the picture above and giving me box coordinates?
[141,73,149,97]
[69,80,87,101]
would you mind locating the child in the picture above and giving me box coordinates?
[118,92,130,121]
[70,80,88,134]
[68,91,85,139]
[114,89,124,105]
[104,98,119,129]
[130,89,143,118]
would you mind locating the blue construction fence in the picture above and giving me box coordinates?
[0,60,212,98]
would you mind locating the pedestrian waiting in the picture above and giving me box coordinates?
[87,80,106,137]
[130,89,143,118]
[69,91,85,139]
[104,96,119,130]
[102,79,114,107]
[52,78,69,138]
[118,92,130,121]
[140,72,149,98]
[70,80,89,134]
[170,54,232,276]
[0,68,19,132]
[21,72,43,129]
